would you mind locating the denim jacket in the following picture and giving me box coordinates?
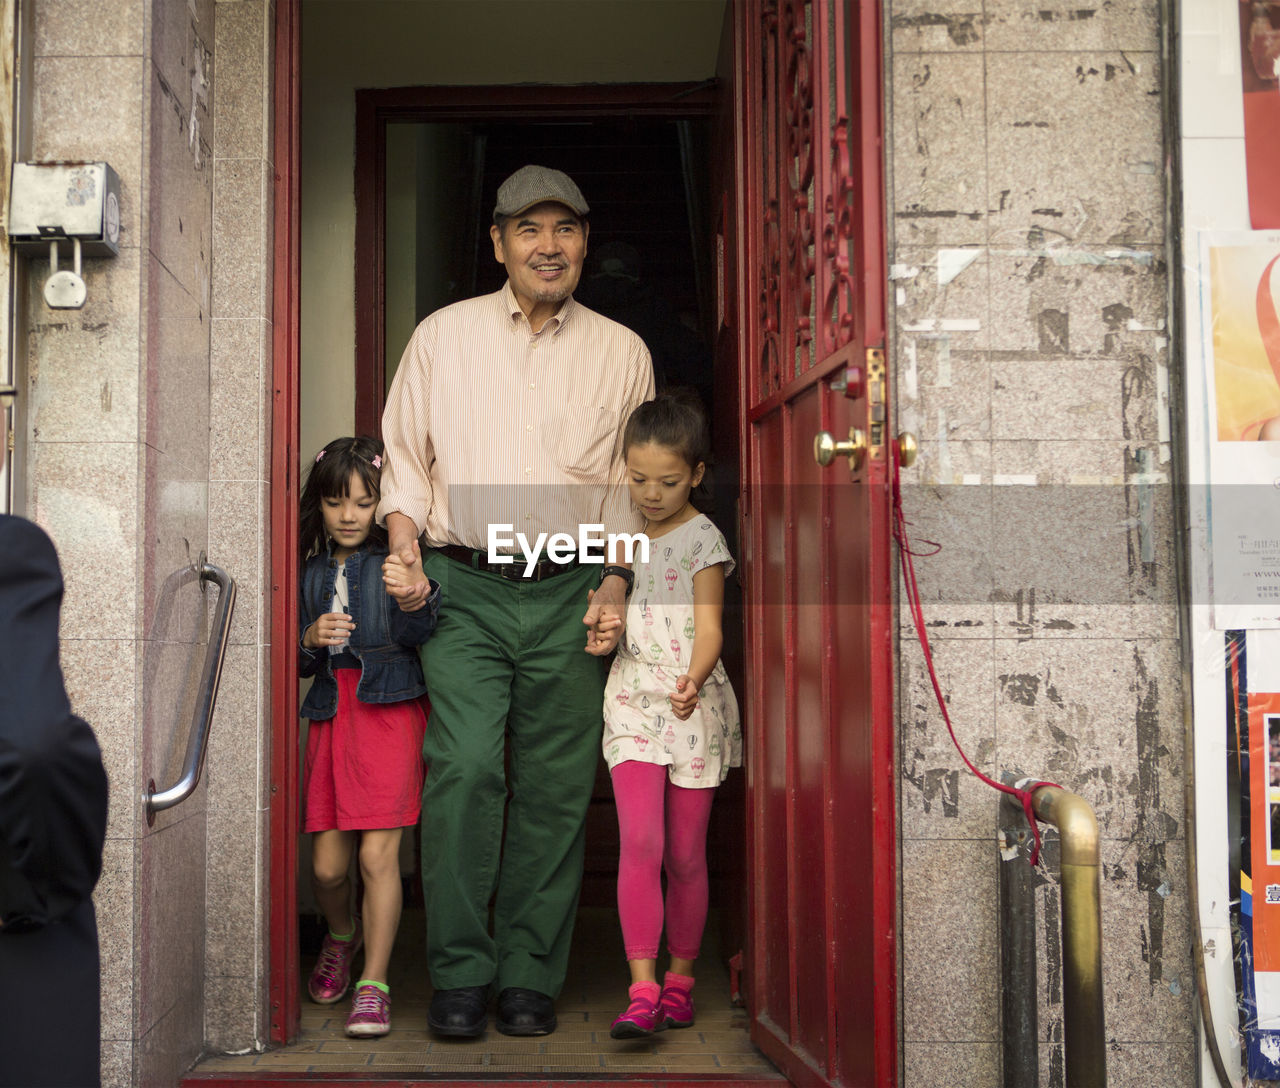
[298,542,440,720]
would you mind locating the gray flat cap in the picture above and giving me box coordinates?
[493,165,589,221]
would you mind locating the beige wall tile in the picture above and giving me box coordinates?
[896,440,995,635]
[894,245,992,349]
[902,838,999,1042]
[146,62,213,306]
[208,479,265,646]
[892,54,988,246]
[900,637,997,839]
[983,0,1159,53]
[205,783,260,980]
[889,4,988,54]
[993,638,1182,839]
[144,255,211,473]
[135,992,203,1088]
[150,0,214,143]
[985,52,1162,246]
[213,0,267,159]
[205,973,266,1053]
[99,1039,133,1088]
[25,248,142,445]
[1097,839,1193,1044]
[1104,1041,1198,1086]
[210,318,264,480]
[904,1041,999,1083]
[33,0,144,57]
[205,642,261,812]
[31,441,139,637]
[986,246,1165,356]
[96,836,137,1042]
[137,809,207,1033]
[61,637,139,837]
[211,158,269,319]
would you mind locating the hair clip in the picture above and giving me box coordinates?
[315,450,326,463]
[371,454,382,469]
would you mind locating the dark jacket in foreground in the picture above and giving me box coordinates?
[0,514,108,1087]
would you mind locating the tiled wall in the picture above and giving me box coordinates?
[24,1,273,1083]
[206,0,274,1053]
[887,0,1190,1083]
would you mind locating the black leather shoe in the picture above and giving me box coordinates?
[496,987,557,1036]
[428,985,489,1037]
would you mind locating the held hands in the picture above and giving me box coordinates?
[305,611,355,649]
[583,583,625,656]
[670,674,701,720]
[382,539,430,611]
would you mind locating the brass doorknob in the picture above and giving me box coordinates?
[814,428,868,471]
[896,431,918,468]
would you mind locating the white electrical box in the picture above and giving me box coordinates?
[8,161,121,256]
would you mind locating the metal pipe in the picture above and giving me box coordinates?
[999,793,1041,1088]
[1031,785,1106,1088]
[144,561,237,825]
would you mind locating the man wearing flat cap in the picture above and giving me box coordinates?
[378,165,654,1037]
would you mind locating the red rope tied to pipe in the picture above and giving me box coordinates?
[890,445,1060,865]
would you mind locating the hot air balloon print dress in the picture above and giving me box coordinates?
[602,514,742,788]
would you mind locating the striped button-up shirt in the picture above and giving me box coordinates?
[378,282,655,550]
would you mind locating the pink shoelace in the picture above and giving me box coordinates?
[314,936,351,989]
[350,986,388,1020]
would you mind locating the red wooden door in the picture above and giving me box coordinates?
[734,2,897,1085]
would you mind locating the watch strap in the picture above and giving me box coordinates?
[600,564,635,592]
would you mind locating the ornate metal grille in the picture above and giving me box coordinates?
[751,0,871,404]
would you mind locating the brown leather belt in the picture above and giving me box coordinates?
[432,543,578,582]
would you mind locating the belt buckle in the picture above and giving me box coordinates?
[497,561,534,581]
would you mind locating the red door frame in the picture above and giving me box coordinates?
[268,0,302,1044]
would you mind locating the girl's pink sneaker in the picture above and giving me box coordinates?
[659,983,695,1029]
[345,983,391,1037]
[307,922,363,1004]
[610,983,667,1039]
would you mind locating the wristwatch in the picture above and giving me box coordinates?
[600,564,635,593]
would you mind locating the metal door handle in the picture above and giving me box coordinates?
[144,561,237,825]
[814,428,868,471]
[896,431,918,468]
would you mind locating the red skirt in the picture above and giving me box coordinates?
[302,669,429,832]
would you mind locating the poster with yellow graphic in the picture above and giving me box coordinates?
[1201,233,1280,629]
[1210,243,1280,441]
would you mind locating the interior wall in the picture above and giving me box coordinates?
[298,0,726,460]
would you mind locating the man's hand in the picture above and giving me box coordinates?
[383,512,429,609]
[583,577,627,655]
[383,549,430,611]
[386,511,421,568]
[670,674,701,720]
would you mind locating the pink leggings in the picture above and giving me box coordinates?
[611,760,716,961]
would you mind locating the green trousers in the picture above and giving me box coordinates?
[419,552,607,996]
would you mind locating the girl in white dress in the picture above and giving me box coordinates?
[602,393,742,1039]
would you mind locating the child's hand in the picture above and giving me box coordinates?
[669,674,700,720]
[305,611,355,648]
[383,551,430,610]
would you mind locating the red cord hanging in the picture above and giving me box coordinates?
[890,446,1059,866]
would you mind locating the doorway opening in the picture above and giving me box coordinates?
[220,83,771,1081]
